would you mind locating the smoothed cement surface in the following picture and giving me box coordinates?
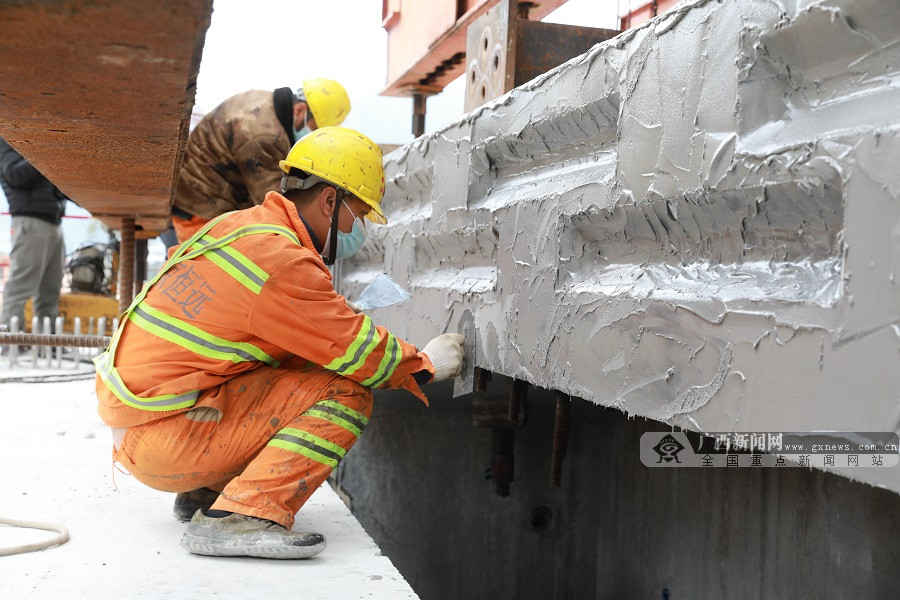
[340,0,900,494]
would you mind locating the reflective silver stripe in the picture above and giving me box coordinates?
[132,305,262,362]
[193,237,266,290]
[94,353,199,410]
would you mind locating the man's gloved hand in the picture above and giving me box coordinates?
[346,300,362,314]
[422,333,465,382]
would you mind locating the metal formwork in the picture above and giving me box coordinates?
[342,0,900,493]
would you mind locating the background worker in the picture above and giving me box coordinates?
[95,126,465,559]
[0,137,68,341]
[170,78,351,244]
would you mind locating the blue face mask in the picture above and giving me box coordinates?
[336,215,367,260]
[293,110,312,141]
[324,200,368,260]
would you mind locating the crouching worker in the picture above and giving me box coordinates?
[94,127,465,559]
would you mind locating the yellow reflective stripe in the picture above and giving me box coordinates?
[323,316,380,377]
[360,333,401,388]
[131,303,278,366]
[178,224,297,272]
[316,399,369,427]
[104,212,234,353]
[234,224,300,246]
[268,439,338,468]
[183,224,301,294]
[164,212,234,270]
[93,351,199,411]
[267,428,346,468]
[305,400,369,438]
[267,224,300,245]
[305,409,361,437]
[95,213,301,414]
[190,236,267,294]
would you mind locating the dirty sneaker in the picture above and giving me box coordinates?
[173,487,221,522]
[180,511,326,559]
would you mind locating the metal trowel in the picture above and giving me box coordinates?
[351,273,412,311]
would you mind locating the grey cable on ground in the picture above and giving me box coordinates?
[0,348,85,555]
[0,516,70,556]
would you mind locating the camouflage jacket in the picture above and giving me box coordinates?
[173,90,292,220]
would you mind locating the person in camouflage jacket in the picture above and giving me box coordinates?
[171,79,350,243]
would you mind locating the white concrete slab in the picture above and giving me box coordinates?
[0,376,417,599]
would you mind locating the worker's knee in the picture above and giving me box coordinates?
[324,377,373,419]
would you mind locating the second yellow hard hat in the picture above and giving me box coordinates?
[301,78,351,128]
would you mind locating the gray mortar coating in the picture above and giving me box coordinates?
[340,0,900,493]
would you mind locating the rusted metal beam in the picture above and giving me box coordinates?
[118,217,135,314]
[472,375,526,429]
[514,20,619,87]
[508,378,527,423]
[134,238,148,298]
[471,371,526,497]
[381,0,566,97]
[413,93,428,138]
[465,0,618,111]
[0,332,110,349]
[491,428,514,497]
[0,0,212,232]
[550,393,571,487]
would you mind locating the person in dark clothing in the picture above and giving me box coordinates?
[0,137,68,336]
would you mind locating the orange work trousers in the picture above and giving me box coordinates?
[114,360,373,529]
[172,214,211,244]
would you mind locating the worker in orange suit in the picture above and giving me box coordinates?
[95,126,465,559]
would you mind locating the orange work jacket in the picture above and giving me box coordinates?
[96,191,434,428]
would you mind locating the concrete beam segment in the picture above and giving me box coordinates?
[341,0,900,493]
[0,0,213,232]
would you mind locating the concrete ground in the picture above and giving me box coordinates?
[0,369,417,599]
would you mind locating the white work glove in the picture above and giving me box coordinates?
[346,300,362,314]
[422,333,465,382]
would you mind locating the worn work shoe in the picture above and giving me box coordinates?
[180,511,326,559]
[173,487,221,522]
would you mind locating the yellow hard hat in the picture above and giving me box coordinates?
[279,126,386,224]
[302,78,351,128]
